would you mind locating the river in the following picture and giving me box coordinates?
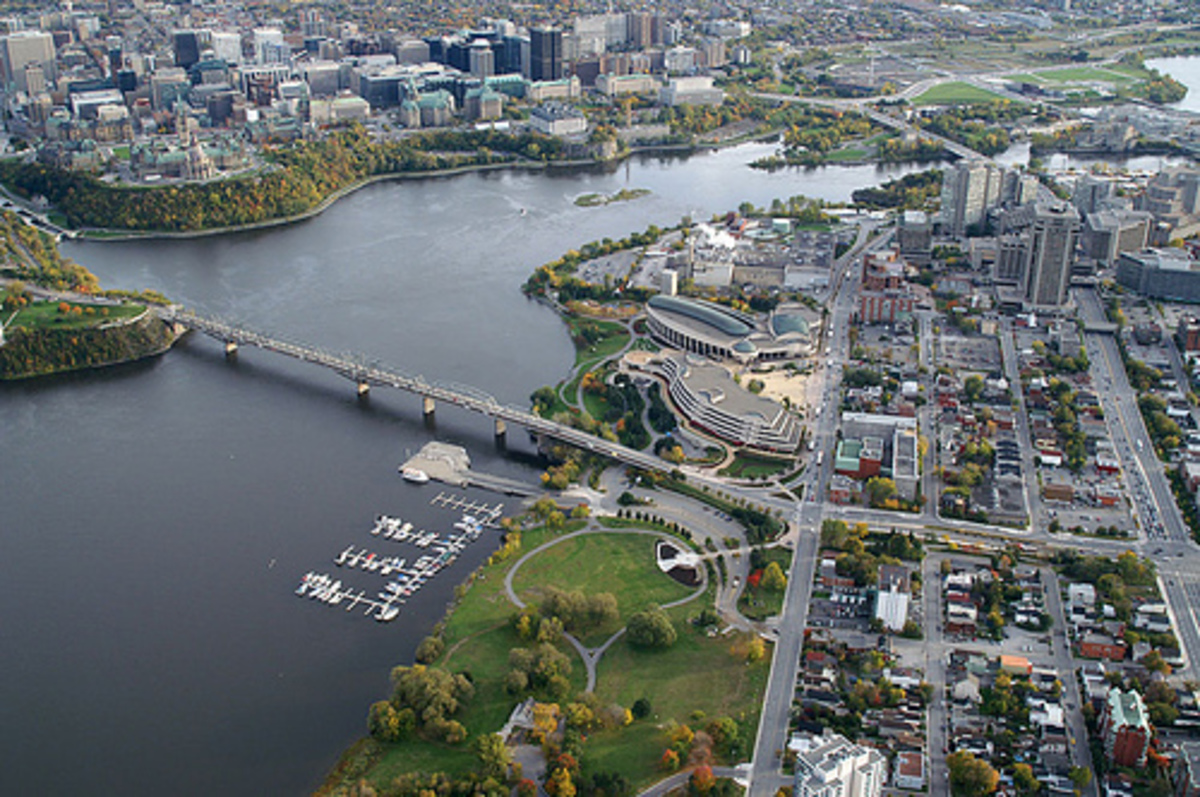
[0,142,941,796]
[1148,54,1200,115]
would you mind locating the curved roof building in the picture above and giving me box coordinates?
[645,296,816,364]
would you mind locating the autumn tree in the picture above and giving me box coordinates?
[761,561,788,591]
[947,751,999,797]
[475,733,512,779]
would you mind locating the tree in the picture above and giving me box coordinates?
[414,635,444,664]
[632,697,652,719]
[368,700,412,742]
[547,766,576,797]
[864,477,898,508]
[947,751,999,797]
[1012,763,1041,796]
[690,765,716,794]
[475,734,512,779]
[627,605,677,648]
[1068,767,1092,790]
[761,561,788,591]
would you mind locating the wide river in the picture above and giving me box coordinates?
[0,141,944,796]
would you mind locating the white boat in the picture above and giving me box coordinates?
[400,467,430,483]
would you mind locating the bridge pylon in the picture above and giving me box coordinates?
[357,380,370,397]
[224,341,238,358]
[422,396,435,417]
[494,418,507,439]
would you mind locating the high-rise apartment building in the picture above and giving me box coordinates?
[1024,203,1080,307]
[793,729,886,797]
[939,161,1004,238]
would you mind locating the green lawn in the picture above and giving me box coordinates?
[112,145,131,160]
[912,81,1004,105]
[9,300,144,331]
[558,318,630,410]
[1037,66,1135,84]
[824,147,868,162]
[1007,73,1046,84]
[718,451,793,479]
[591,596,771,787]
[512,532,693,646]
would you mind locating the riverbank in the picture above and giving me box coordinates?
[63,126,852,242]
[0,309,179,380]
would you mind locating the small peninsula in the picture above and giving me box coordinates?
[0,211,176,379]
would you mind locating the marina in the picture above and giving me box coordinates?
[295,512,489,622]
[429,493,505,525]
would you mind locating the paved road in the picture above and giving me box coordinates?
[922,554,950,797]
[1043,569,1097,797]
[747,522,820,797]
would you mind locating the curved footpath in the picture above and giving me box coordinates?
[503,523,708,692]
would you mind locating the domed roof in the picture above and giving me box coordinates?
[771,313,810,338]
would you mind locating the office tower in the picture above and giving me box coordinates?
[173,29,202,68]
[0,30,55,92]
[1024,203,1080,307]
[529,26,562,82]
[469,40,494,78]
[211,31,242,65]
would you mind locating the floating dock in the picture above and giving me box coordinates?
[294,511,489,622]
[430,493,504,526]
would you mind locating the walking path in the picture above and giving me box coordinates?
[503,524,709,691]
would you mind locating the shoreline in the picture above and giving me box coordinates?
[65,133,785,243]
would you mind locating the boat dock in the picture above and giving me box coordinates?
[430,492,504,525]
[294,511,489,623]
[400,441,539,497]
[295,572,402,622]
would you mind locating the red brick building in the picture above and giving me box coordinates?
[1100,688,1151,767]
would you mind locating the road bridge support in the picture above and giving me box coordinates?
[494,418,506,438]
[423,396,435,417]
[224,341,238,358]
[357,380,370,397]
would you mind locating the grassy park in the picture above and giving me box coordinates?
[7,300,144,331]
[330,516,769,794]
[912,81,1004,105]
[592,591,771,786]
[512,532,694,645]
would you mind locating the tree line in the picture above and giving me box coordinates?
[0,125,566,233]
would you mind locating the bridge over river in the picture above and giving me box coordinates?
[162,308,668,473]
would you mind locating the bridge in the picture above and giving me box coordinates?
[162,308,669,473]
[751,92,992,162]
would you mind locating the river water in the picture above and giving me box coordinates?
[1,142,942,796]
[1147,54,1200,115]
